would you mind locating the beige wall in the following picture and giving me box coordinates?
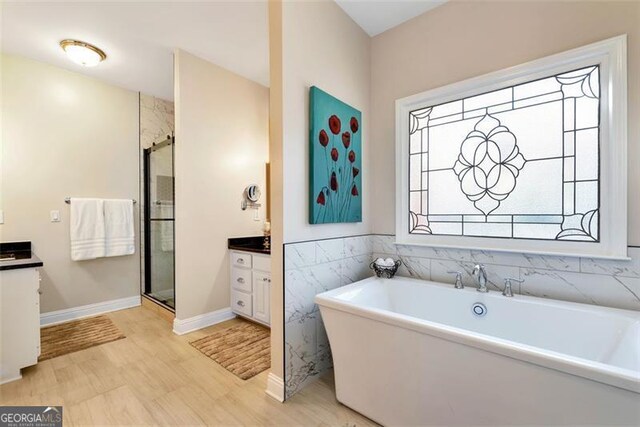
[281,0,372,243]
[174,49,269,320]
[371,0,640,245]
[268,0,285,381]
[0,54,140,313]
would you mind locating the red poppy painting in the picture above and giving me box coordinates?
[309,86,362,224]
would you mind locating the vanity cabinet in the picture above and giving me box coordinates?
[230,250,270,327]
[0,267,41,384]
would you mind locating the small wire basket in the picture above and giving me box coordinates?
[370,259,402,279]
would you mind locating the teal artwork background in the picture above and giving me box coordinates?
[309,86,362,224]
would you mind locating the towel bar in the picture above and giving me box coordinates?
[64,197,137,204]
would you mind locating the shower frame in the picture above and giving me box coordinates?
[142,136,175,311]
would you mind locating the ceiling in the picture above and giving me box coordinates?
[1,1,270,101]
[2,1,445,100]
[336,0,447,36]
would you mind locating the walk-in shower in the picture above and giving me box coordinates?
[143,136,175,309]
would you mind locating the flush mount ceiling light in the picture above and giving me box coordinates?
[59,39,106,67]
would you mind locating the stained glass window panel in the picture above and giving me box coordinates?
[408,65,600,242]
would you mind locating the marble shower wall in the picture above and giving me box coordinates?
[139,94,175,291]
[373,235,640,312]
[284,235,373,399]
[140,94,175,149]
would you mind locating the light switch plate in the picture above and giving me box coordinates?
[50,210,61,222]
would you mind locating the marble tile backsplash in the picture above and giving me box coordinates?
[283,233,640,399]
[373,234,640,311]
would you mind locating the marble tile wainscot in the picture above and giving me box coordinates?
[283,235,373,399]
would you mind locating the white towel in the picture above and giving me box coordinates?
[70,198,106,261]
[104,199,135,257]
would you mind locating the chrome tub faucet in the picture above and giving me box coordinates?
[472,264,489,293]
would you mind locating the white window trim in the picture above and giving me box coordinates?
[395,35,628,260]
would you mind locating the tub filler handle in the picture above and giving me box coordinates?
[503,277,524,297]
[446,271,464,289]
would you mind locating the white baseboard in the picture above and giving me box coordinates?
[0,371,22,385]
[40,295,141,327]
[266,372,285,402]
[172,307,235,335]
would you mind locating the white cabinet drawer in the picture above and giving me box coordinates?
[231,289,252,317]
[231,267,252,292]
[253,254,271,272]
[231,252,252,268]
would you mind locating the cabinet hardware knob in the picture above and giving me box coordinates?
[263,277,268,281]
[237,258,244,263]
[237,300,245,307]
[37,289,43,295]
[237,278,245,284]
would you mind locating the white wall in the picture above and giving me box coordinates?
[174,49,269,320]
[370,0,640,246]
[0,54,140,313]
[281,0,371,244]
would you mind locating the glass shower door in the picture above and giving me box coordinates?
[143,137,175,309]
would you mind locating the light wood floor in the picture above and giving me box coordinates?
[0,306,377,426]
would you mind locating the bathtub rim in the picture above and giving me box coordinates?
[315,276,640,394]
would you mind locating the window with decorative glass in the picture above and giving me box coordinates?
[396,37,627,259]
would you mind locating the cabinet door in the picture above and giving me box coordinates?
[252,272,270,325]
[0,268,40,374]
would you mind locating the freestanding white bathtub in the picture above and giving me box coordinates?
[315,276,640,426]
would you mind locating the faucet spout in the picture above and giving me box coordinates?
[473,264,489,293]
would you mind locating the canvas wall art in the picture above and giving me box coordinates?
[309,86,362,224]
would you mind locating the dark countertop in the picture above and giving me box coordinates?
[0,241,44,271]
[228,236,271,255]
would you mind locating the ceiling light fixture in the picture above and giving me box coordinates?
[59,39,107,67]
